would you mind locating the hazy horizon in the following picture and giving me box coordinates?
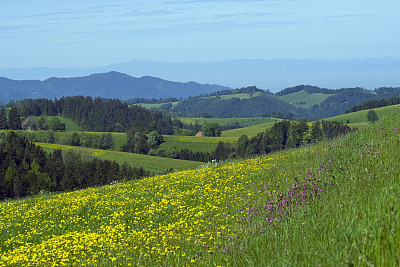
[1,0,399,69]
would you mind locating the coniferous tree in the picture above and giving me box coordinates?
[0,108,8,129]
[8,107,21,130]
[310,120,323,143]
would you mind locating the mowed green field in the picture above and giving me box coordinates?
[277,90,333,108]
[160,135,238,152]
[177,116,276,128]
[134,101,179,110]
[222,120,281,137]
[30,116,83,131]
[35,143,203,173]
[323,104,400,126]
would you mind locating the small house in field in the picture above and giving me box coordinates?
[195,131,203,137]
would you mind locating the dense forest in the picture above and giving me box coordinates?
[16,96,175,134]
[274,85,337,96]
[0,132,150,200]
[346,96,400,113]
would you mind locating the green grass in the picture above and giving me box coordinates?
[134,101,179,110]
[278,90,333,108]
[177,116,276,128]
[323,104,400,127]
[160,135,238,152]
[222,120,281,137]
[56,116,82,131]
[2,111,400,266]
[35,142,203,173]
[28,116,83,131]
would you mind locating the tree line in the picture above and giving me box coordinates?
[0,107,22,130]
[145,120,354,163]
[16,96,175,134]
[346,96,400,113]
[234,120,353,157]
[0,132,149,201]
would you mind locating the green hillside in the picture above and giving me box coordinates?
[35,143,203,173]
[323,104,400,126]
[160,135,238,152]
[2,111,399,266]
[177,116,276,128]
[277,89,333,108]
[222,120,281,137]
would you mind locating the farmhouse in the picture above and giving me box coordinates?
[195,131,203,137]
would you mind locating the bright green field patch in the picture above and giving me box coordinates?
[219,93,251,100]
[278,90,333,108]
[324,104,400,126]
[177,116,276,128]
[35,142,202,173]
[28,116,83,131]
[135,101,179,109]
[160,136,237,152]
[222,120,281,137]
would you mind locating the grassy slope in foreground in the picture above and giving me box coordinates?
[35,143,202,173]
[1,112,399,266]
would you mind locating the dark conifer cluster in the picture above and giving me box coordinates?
[346,96,400,113]
[18,96,175,134]
[0,132,149,200]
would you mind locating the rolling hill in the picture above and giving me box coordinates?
[0,71,231,103]
[140,85,400,119]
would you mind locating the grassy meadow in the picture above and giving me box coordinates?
[35,143,203,173]
[277,90,333,108]
[1,110,399,265]
[160,135,238,152]
[177,116,276,129]
[324,104,400,127]
[221,120,280,137]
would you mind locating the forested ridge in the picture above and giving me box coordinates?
[347,96,400,113]
[17,96,175,133]
[145,85,400,119]
[0,132,149,200]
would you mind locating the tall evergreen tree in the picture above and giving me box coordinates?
[8,107,21,130]
[0,108,8,129]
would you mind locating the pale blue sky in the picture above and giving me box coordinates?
[1,0,399,68]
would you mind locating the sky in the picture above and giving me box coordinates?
[1,0,400,69]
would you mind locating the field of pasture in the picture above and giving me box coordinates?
[1,111,399,265]
[160,135,238,152]
[177,116,276,129]
[36,143,203,173]
[324,104,400,127]
[221,120,280,137]
[277,90,333,108]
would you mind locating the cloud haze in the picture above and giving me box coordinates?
[0,0,399,68]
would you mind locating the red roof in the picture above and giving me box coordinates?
[195,131,203,137]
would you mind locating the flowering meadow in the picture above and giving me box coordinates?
[1,112,400,266]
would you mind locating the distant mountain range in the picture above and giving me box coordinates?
[145,85,400,119]
[0,71,231,103]
[1,58,399,91]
